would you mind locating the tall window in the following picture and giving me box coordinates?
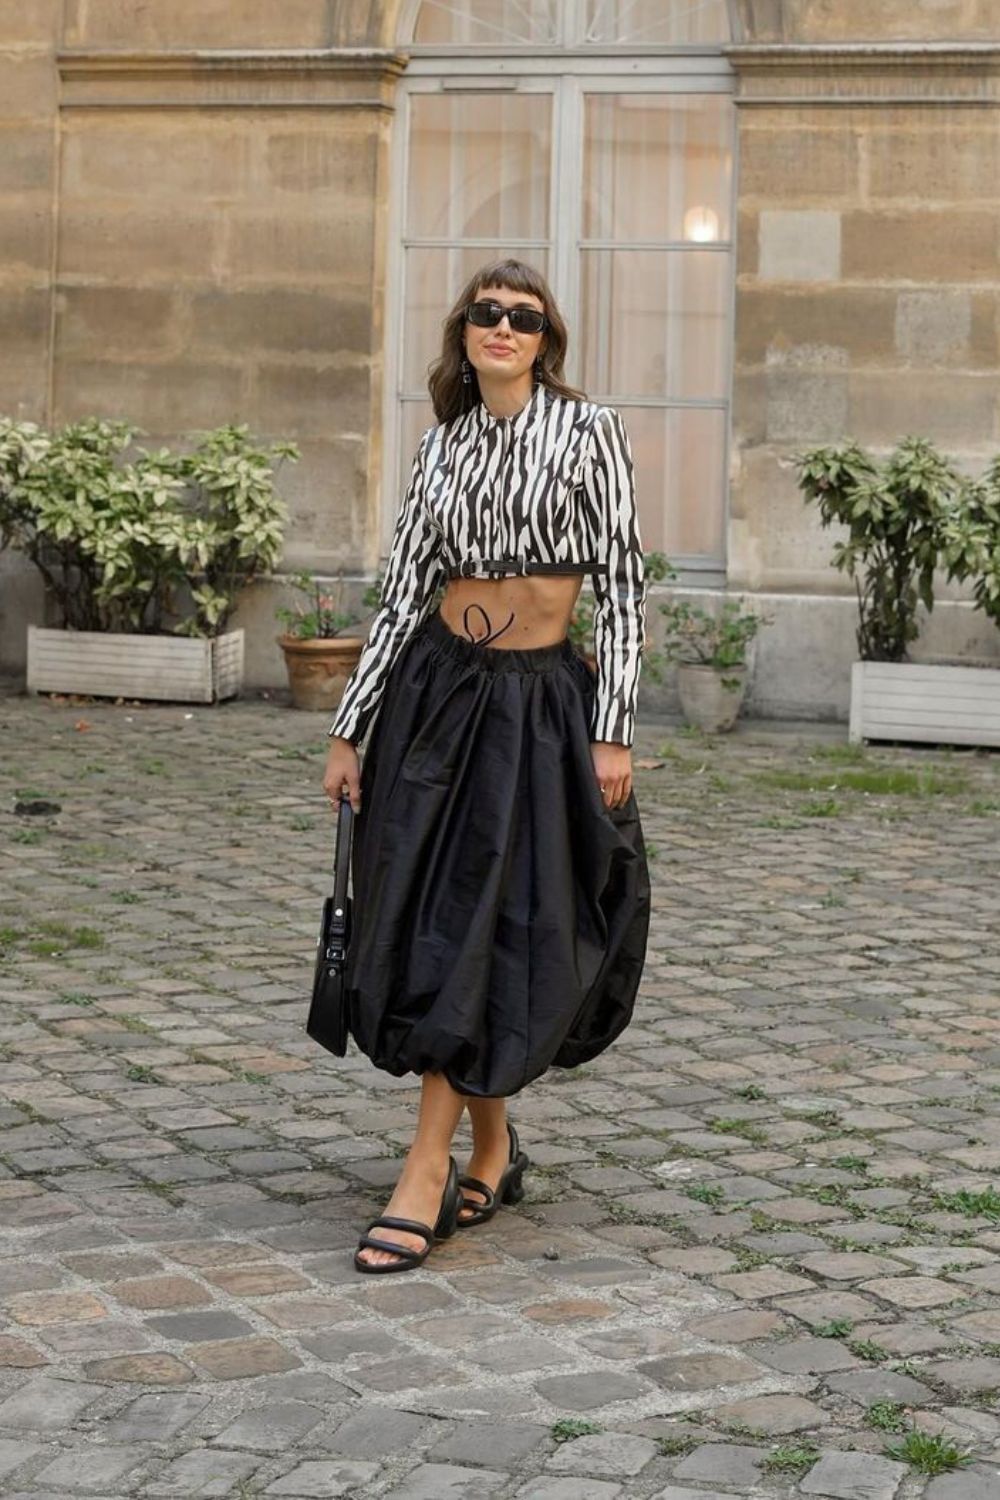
[392,0,735,578]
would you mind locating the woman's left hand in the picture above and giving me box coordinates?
[591,741,632,810]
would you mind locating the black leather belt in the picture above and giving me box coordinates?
[444,558,598,579]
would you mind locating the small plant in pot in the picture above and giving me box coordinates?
[650,597,772,734]
[276,571,379,712]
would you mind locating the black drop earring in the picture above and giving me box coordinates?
[461,357,473,385]
[533,356,544,382]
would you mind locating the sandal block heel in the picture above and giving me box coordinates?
[457,1122,530,1227]
[433,1159,461,1239]
[501,1156,528,1205]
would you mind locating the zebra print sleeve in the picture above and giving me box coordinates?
[584,407,646,747]
[328,431,444,746]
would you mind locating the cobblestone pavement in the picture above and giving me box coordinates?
[2,692,1000,1499]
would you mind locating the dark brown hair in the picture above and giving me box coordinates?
[426,258,586,424]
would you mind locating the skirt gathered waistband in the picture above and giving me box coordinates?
[419,606,578,676]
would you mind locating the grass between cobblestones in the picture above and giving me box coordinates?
[0,698,999,1497]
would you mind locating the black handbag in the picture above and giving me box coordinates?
[306,792,353,1056]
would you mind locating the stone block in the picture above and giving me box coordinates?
[187,1336,301,1379]
[0,54,57,119]
[52,358,243,433]
[65,0,331,49]
[740,124,860,200]
[737,286,897,365]
[61,120,251,201]
[251,361,373,440]
[58,206,219,282]
[842,209,998,283]
[325,1407,430,1459]
[546,1432,659,1477]
[188,288,372,357]
[516,1482,623,1500]
[83,1351,194,1383]
[534,1372,649,1410]
[0,1439,45,1481]
[6,1289,107,1325]
[639,1351,765,1391]
[149,1447,259,1497]
[0,202,51,271]
[145,1310,253,1342]
[895,290,972,364]
[0,1376,103,1431]
[264,127,380,197]
[758,210,841,282]
[213,1400,325,1451]
[221,208,373,283]
[867,124,1000,202]
[55,285,178,357]
[105,1391,210,1441]
[925,1473,1000,1500]
[712,1392,829,1433]
[767,356,848,440]
[31,1443,148,1493]
[672,1442,764,1487]
[846,372,997,447]
[786,0,974,39]
[379,1463,507,1498]
[799,1449,906,1498]
[114,1275,212,1310]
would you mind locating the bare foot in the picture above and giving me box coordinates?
[356,1153,452,1270]
[459,1125,512,1220]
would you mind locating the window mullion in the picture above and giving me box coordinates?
[552,75,583,388]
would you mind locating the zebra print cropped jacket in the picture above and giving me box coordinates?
[328,381,646,747]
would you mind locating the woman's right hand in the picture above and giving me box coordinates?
[323,736,362,815]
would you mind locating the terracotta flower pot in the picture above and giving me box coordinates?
[277,634,365,712]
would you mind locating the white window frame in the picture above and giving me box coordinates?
[384,1,738,585]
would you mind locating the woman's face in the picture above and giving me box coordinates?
[463,283,546,386]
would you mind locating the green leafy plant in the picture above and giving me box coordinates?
[760,1442,820,1476]
[883,1428,973,1474]
[940,456,1000,632]
[794,436,961,661]
[652,596,772,676]
[0,417,297,637]
[550,1418,602,1443]
[276,571,364,640]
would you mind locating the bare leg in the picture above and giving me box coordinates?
[356,1072,467,1269]
[460,1095,513,1219]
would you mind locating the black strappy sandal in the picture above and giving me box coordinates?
[354,1157,461,1275]
[457,1122,530,1229]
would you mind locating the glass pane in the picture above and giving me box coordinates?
[414,0,559,44]
[408,94,551,240]
[403,245,550,392]
[621,406,726,558]
[586,0,729,45]
[583,94,732,243]
[580,249,729,401]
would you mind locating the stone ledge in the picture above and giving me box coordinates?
[725,42,1000,106]
[57,48,408,110]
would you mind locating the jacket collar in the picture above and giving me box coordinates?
[471,380,548,440]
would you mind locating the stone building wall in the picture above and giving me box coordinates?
[726,20,1000,717]
[1,0,998,716]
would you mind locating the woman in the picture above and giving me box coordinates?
[322,259,650,1273]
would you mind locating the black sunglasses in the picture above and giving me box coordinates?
[465,299,547,335]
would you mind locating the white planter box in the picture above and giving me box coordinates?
[26,626,244,704]
[849,659,1000,748]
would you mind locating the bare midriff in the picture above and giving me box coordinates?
[439,574,584,650]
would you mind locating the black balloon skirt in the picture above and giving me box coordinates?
[343,607,651,1098]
